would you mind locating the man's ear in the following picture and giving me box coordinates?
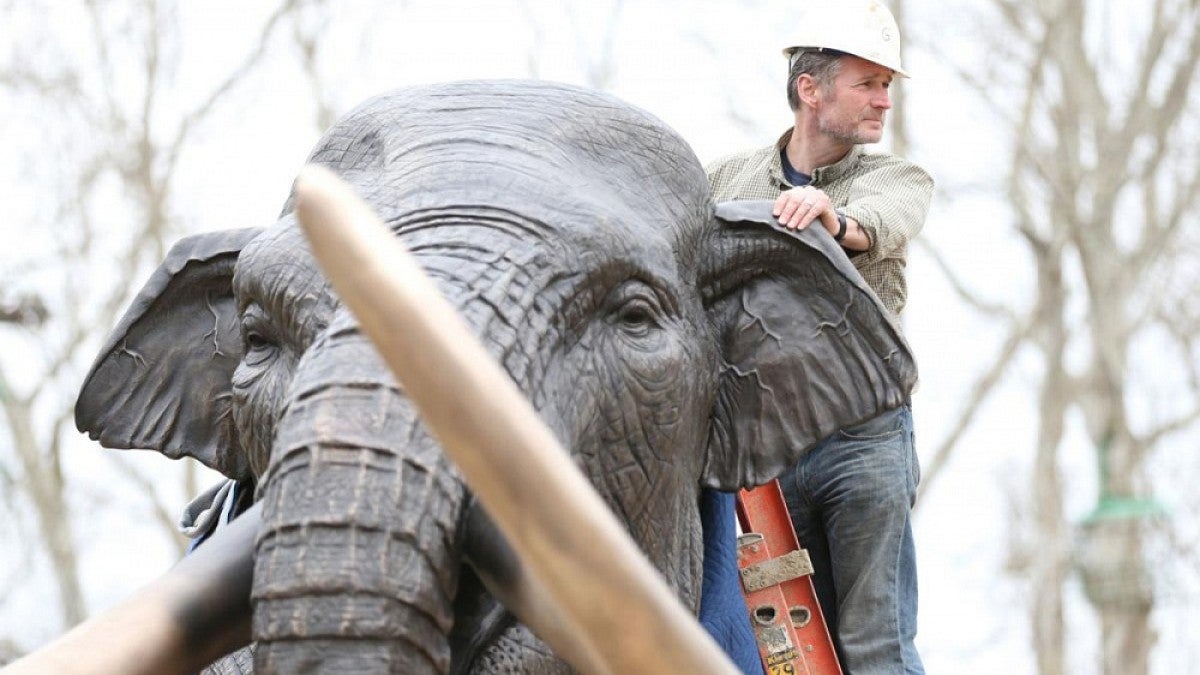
[701,201,916,490]
[75,228,261,481]
[796,72,822,109]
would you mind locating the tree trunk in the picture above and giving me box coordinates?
[1030,247,1068,675]
[1092,432,1155,675]
[1097,521,1153,675]
[5,397,86,627]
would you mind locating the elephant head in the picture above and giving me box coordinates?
[76,80,914,673]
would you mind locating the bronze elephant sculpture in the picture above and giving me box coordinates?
[69,80,914,673]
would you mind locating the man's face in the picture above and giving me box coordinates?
[815,56,894,145]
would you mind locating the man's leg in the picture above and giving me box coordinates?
[783,406,922,675]
[780,436,842,665]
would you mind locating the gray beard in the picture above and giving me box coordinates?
[818,114,883,146]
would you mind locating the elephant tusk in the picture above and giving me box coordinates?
[292,164,739,675]
[3,503,259,675]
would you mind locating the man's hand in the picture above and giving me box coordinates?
[773,186,840,234]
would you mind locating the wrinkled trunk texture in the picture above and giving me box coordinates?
[252,316,467,673]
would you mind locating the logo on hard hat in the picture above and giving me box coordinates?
[881,27,893,42]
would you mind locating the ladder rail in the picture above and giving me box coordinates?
[736,480,843,675]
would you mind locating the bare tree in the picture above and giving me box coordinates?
[0,293,47,327]
[916,1,1200,673]
[289,0,338,132]
[0,0,312,646]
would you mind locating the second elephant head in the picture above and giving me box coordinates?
[77,80,914,672]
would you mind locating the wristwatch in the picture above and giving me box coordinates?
[834,210,848,242]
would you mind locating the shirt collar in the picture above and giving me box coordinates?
[772,127,864,187]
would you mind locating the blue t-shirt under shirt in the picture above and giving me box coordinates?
[780,148,811,187]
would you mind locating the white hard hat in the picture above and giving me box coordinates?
[783,0,909,78]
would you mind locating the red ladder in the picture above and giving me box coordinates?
[736,480,842,675]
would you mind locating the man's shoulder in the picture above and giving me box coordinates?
[858,148,935,185]
[705,143,780,202]
[704,143,775,176]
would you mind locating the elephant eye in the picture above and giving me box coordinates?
[243,330,280,367]
[246,331,273,350]
[601,279,670,341]
[240,307,280,365]
[613,296,661,338]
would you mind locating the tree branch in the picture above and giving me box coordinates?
[914,238,1016,320]
[915,312,1036,506]
[1140,406,1200,448]
[83,0,127,138]
[109,456,189,558]
[290,1,336,133]
[163,0,307,177]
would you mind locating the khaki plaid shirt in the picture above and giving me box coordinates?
[706,129,934,318]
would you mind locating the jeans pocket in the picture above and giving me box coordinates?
[837,407,905,441]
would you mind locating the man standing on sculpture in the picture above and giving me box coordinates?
[707,1,933,672]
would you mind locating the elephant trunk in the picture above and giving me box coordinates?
[252,320,465,673]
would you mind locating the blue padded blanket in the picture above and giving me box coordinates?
[698,489,762,674]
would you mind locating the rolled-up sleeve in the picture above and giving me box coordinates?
[840,159,934,263]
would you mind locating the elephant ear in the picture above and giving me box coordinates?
[75,228,261,481]
[702,201,917,490]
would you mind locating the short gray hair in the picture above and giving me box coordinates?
[786,49,844,111]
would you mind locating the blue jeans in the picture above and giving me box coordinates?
[778,405,923,674]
